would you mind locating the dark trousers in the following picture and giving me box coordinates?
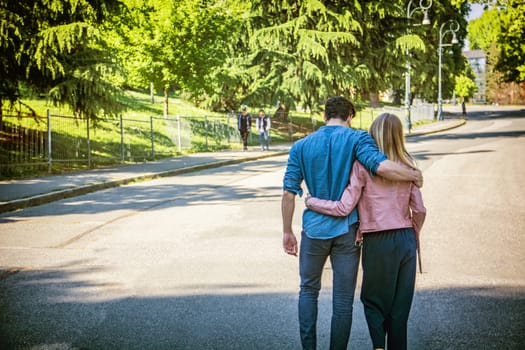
[239,130,249,149]
[360,228,417,350]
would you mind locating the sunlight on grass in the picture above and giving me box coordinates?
[1,90,421,179]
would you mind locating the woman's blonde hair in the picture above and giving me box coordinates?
[369,113,417,169]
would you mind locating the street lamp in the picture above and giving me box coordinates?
[437,19,460,121]
[405,0,432,133]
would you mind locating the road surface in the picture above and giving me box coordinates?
[1,109,524,349]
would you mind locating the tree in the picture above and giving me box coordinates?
[467,7,499,51]
[454,74,478,101]
[227,0,469,114]
[0,0,126,120]
[235,0,366,114]
[496,0,525,82]
[468,0,525,83]
[114,0,244,114]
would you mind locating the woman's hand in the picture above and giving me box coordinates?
[304,193,312,208]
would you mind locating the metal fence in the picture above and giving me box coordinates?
[382,102,436,128]
[0,111,247,178]
[0,104,434,178]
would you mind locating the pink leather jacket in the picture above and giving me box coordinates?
[306,161,426,240]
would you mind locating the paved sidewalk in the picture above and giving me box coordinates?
[0,118,465,214]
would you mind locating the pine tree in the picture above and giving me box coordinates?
[0,0,125,120]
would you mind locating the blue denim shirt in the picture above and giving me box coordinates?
[283,125,387,239]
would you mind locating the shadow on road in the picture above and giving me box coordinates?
[1,267,524,350]
[411,149,494,161]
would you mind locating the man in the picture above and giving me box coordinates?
[238,106,252,151]
[256,109,271,150]
[281,96,422,350]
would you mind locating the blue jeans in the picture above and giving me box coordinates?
[298,224,360,350]
[258,131,269,149]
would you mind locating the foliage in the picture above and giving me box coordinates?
[412,0,468,103]
[496,0,525,82]
[468,0,525,83]
[467,7,499,51]
[0,0,126,119]
[454,74,477,98]
[114,0,244,113]
[1,0,493,124]
[232,0,367,114]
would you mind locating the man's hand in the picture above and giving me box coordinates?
[283,232,298,256]
[377,160,423,187]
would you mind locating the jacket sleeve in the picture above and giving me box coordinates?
[306,162,365,216]
[410,185,426,234]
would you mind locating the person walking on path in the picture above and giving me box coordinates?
[238,106,252,151]
[281,97,423,350]
[256,109,271,150]
[305,113,426,350]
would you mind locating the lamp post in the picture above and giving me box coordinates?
[405,0,432,133]
[437,20,460,121]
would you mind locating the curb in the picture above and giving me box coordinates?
[406,119,466,137]
[0,119,467,214]
[0,150,289,214]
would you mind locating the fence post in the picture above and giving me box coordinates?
[288,115,293,142]
[120,114,124,163]
[177,116,182,153]
[150,116,155,158]
[47,109,52,173]
[227,112,230,144]
[205,116,209,151]
[87,116,91,168]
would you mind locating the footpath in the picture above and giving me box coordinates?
[0,116,466,214]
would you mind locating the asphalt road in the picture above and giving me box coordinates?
[0,108,524,349]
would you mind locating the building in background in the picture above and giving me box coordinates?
[463,50,486,103]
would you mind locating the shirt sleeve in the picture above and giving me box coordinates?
[283,143,304,197]
[410,185,426,234]
[354,131,387,175]
[306,162,365,216]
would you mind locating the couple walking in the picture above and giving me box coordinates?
[281,96,426,350]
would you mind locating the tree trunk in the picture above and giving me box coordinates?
[369,92,380,108]
[150,82,155,104]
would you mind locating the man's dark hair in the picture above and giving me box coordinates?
[324,96,355,121]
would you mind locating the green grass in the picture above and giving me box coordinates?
[1,91,422,179]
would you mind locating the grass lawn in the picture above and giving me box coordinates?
[1,90,423,179]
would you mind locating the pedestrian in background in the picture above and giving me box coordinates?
[281,97,423,350]
[237,106,252,151]
[256,109,271,150]
[305,113,426,350]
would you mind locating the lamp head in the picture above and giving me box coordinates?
[422,11,431,25]
[451,32,459,44]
